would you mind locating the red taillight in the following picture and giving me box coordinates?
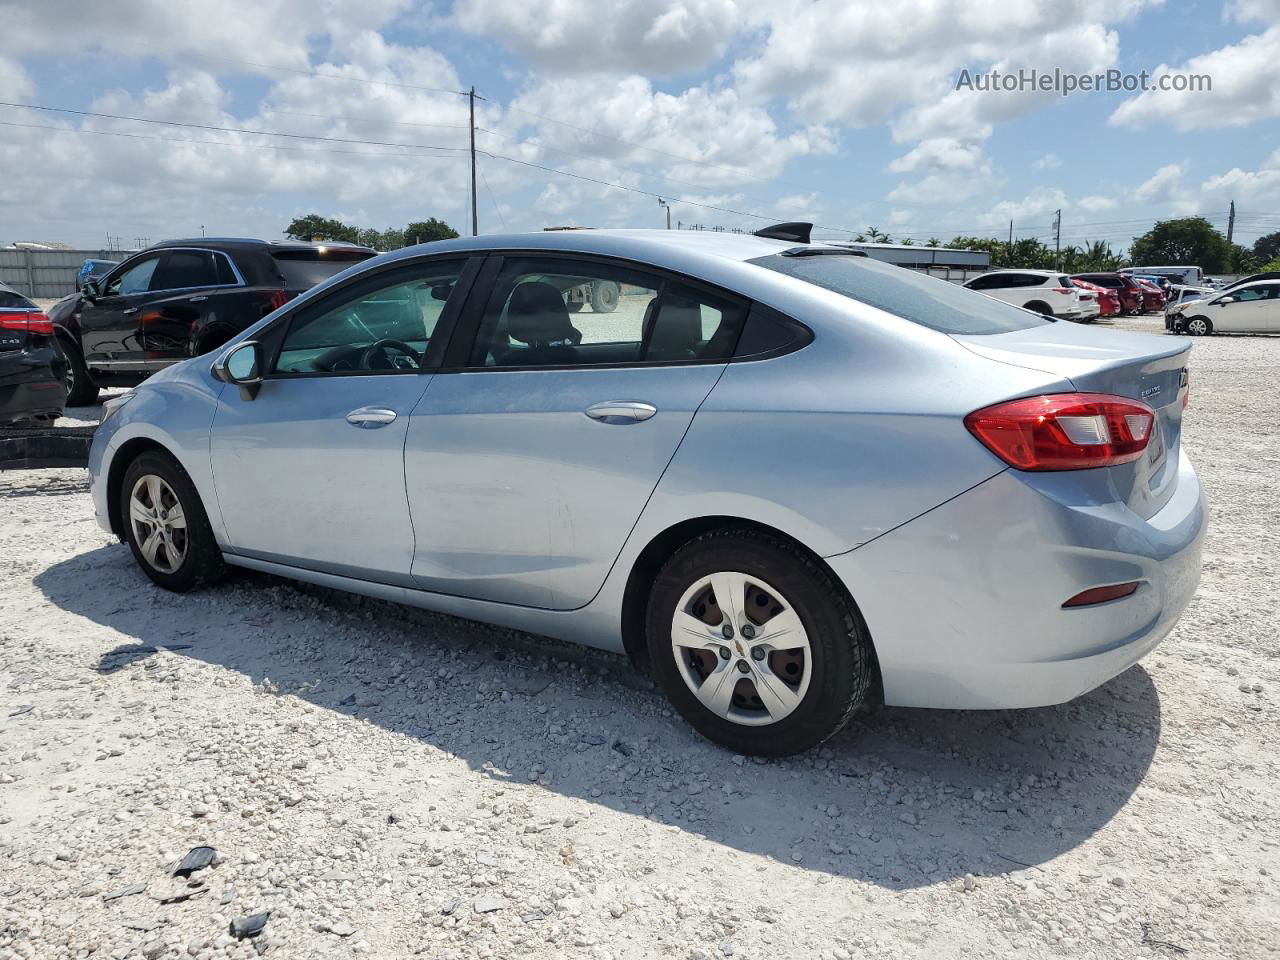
[0,310,53,335]
[965,393,1156,471]
[268,289,290,311]
[1063,582,1140,607]
[1052,287,1074,294]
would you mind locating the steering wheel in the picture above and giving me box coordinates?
[360,339,421,370]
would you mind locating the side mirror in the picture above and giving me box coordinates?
[212,340,264,400]
[82,280,99,301]
[1216,296,1234,305]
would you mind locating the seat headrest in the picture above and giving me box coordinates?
[645,296,703,361]
[506,282,580,346]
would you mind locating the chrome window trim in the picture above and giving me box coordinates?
[100,247,247,297]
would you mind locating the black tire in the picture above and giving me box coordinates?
[57,335,99,406]
[1184,315,1212,336]
[565,301,585,313]
[590,281,620,314]
[646,529,872,757]
[120,450,226,592]
[1025,301,1053,317]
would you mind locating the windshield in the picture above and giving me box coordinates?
[272,250,375,289]
[748,253,1052,335]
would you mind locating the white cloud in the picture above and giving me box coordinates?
[1134,163,1185,203]
[976,187,1067,229]
[1034,153,1062,170]
[0,0,413,69]
[1110,26,1280,130]
[1226,0,1280,23]
[1199,149,1280,206]
[503,74,835,190]
[452,0,742,75]
[1077,194,1118,211]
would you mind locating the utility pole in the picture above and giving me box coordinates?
[658,198,671,229]
[1227,200,1235,245]
[469,86,479,237]
[1053,209,1061,270]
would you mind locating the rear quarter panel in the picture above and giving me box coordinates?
[634,284,1076,558]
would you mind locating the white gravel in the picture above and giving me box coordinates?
[1,315,1277,959]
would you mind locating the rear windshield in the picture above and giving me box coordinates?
[0,289,36,309]
[271,250,375,289]
[748,254,1052,335]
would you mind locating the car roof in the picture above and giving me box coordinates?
[371,229,799,269]
[977,269,1061,277]
[148,238,377,255]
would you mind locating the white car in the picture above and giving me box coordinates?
[963,270,1090,320]
[1168,279,1280,335]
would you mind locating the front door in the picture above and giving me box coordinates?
[79,252,164,367]
[1214,284,1275,332]
[208,257,474,583]
[405,254,747,609]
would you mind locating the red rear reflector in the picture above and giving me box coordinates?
[1063,582,1139,607]
[965,393,1156,471]
[0,310,53,335]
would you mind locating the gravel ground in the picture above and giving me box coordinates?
[1,315,1277,960]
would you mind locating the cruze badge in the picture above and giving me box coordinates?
[1141,384,1162,399]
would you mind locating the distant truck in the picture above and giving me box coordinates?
[1120,265,1204,286]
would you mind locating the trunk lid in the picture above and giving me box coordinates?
[952,322,1190,519]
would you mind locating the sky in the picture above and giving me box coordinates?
[2,0,1280,253]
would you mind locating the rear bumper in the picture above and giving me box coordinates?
[829,450,1206,709]
[0,352,67,424]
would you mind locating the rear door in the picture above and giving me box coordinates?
[404,254,746,609]
[137,249,242,360]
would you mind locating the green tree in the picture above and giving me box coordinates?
[863,226,890,243]
[1252,231,1280,264]
[1229,244,1260,274]
[284,214,359,243]
[403,218,460,245]
[1128,217,1232,273]
[925,237,941,247]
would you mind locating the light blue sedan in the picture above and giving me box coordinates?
[88,226,1206,756]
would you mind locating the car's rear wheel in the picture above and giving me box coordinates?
[646,529,872,756]
[1184,315,1212,336]
[120,451,225,591]
[57,336,99,406]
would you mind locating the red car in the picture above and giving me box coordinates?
[1071,273,1144,314]
[1071,279,1121,317]
[1133,278,1167,313]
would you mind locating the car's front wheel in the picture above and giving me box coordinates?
[1184,315,1212,336]
[120,451,226,591]
[646,529,873,756]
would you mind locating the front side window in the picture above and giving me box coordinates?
[1227,286,1272,303]
[749,253,1051,335]
[467,258,745,368]
[274,260,466,375]
[105,255,161,296]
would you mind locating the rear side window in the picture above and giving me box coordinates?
[749,254,1052,335]
[153,250,222,290]
[467,257,746,368]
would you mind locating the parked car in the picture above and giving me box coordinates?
[76,258,118,292]
[47,239,376,404]
[1120,265,1204,286]
[1164,285,1215,330]
[961,270,1091,319]
[1132,274,1173,296]
[1071,278,1121,317]
[1167,279,1280,335]
[0,281,67,424]
[1072,272,1145,315]
[1133,278,1168,313]
[88,227,1206,756]
[1221,270,1280,291]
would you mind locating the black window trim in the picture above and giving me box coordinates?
[259,253,484,381]
[433,250,763,374]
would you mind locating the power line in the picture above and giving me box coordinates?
[205,56,470,98]
[0,101,467,154]
[0,119,463,162]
